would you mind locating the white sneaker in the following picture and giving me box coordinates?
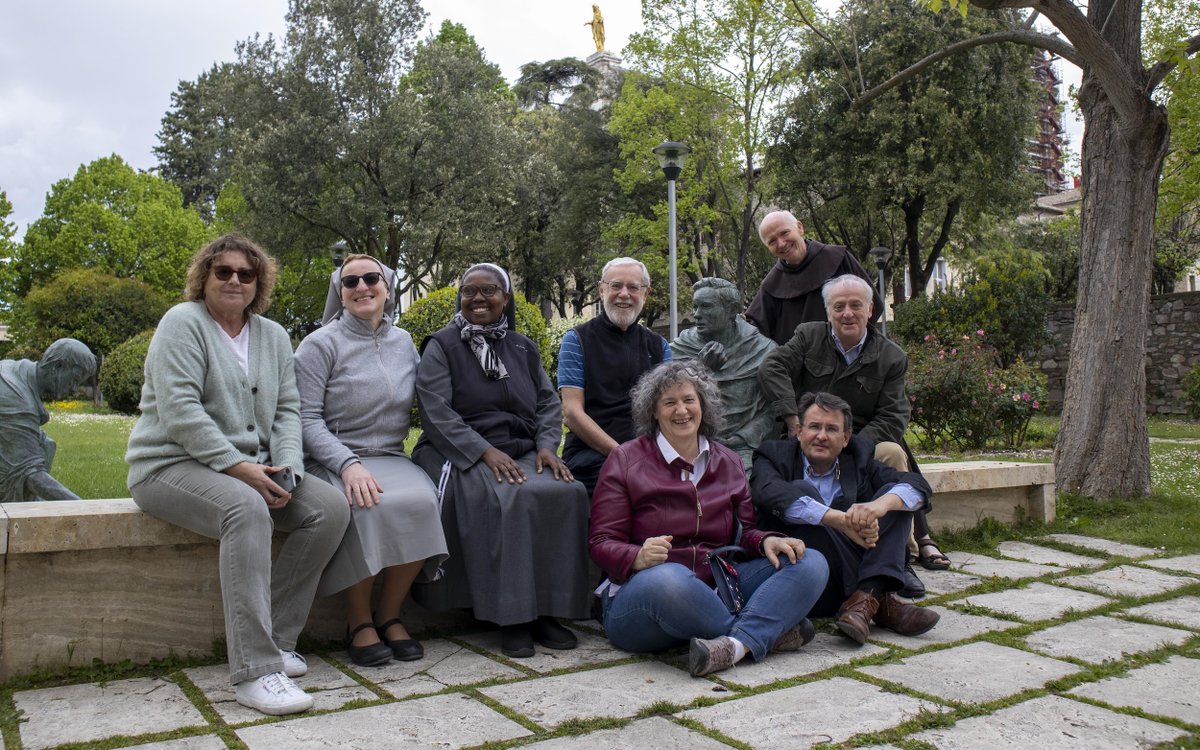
[281,650,308,678]
[235,672,314,716]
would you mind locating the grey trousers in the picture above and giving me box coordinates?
[131,460,349,684]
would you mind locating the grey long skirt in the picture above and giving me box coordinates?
[312,455,449,597]
[410,446,591,626]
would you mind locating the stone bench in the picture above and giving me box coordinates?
[921,460,1056,532]
[0,499,463,682]
[0,460,1054,680]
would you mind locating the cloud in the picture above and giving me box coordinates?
[0,0,642,238]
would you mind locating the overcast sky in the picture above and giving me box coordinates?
[0,0,1079,240]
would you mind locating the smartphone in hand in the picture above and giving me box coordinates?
[274,466,297,493]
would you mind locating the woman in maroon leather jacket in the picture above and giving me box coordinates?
[589,361,829,677]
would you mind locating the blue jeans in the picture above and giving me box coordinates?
[602,550,829,662]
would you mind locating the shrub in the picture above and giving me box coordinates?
[1184,363,1200,419]
[906,331,1047,450]
[12,268,170,358]
[546,316,584,388]
[99,330,154,414]
[893,247,1050,368]
[398,287,552,428]
[398,287,552,374]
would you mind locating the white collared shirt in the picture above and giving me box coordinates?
[655,432,711,485]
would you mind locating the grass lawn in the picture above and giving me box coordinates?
[41,410,136,499]
[31,406,1200,555]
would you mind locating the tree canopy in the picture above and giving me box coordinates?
[154,3,522,318]
[772,0,1038,300]
[870,0,1198,498]
[7,155,210,303]
[618,0,806,297]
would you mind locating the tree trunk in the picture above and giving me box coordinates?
[1053,42,1169,498]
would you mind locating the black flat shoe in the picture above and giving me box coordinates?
[376,618,424,661]
[346,622,393,667]
[531,616,578,650]
[500,623,535,658]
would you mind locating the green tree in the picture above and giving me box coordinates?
[513,57,602,109]
[99,329,155,414]
[0,190,16,257]
[772,0,1038,300]
[859,0,1199,497]
[893,247,1050,367]
[1148,0,1200,245]
[502,58,625,317]
[12,268,169,358]
[0,190,17,309]
[153,63,246,221]
[156,5,520,308]
[619,0,805,295]
[1147,0,1200,295]
[8,156,210,302]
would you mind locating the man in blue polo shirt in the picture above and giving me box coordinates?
[558,258,671,495]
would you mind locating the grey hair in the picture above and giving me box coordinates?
[601,257,650,287]
[692,277,741,314]
[796,391,853,432]
[821,274,874,308]
[630,360,725,439]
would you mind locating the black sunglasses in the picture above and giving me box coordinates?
[213,265,258,284]
[341,272,384,289]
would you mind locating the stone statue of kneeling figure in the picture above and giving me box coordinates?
[0,338,97,501]
[670,278,776,470]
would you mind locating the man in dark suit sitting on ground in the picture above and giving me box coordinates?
[751,391,939,644]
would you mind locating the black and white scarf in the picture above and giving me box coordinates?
[453,311,510,380]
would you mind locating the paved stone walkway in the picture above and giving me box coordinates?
[7,534,1200,749]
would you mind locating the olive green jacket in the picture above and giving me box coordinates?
[756,321,910,445]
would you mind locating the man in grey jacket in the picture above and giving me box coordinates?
[757,274,946,595]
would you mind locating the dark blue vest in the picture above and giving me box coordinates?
[563,312,665,459]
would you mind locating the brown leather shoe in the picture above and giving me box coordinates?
[835,590,879,645]
[688,636,738,677]
[771,618,816,653]
[873,592,940,636]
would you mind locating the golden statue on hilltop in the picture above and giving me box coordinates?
[585,5,605,52]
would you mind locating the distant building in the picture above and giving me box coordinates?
[1029,50,1068,195]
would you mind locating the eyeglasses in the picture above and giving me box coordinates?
[460,284,501,298]
[341,272,384,289]
[603,280,645,294]
[213,265,258,284]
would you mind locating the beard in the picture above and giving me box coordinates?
[602,298,642,329]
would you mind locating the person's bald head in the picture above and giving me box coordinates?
[758,211,807,265]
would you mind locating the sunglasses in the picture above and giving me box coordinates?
[460,284,501,298]
[213,265,258,284]
[341,272,384,289]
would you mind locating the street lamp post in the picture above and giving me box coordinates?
[868,245,892,338]
[652,141,691,339]
[330,240,348,269]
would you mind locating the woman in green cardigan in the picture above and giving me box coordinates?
[125,235,349,716]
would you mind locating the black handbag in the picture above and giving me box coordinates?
[707,517,746,614]
[707,544,746,614]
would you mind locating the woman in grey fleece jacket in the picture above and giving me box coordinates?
[295,254,448,667]
[125,235,349,716]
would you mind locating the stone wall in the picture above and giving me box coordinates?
[1039,291,1200,415]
